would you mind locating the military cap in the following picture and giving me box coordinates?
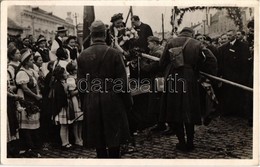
[147,36,160,43]
[180,27,194,34]
[90,20,106,33]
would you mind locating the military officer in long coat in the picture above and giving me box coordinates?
[77,20,132,158]
[160,27,217,151]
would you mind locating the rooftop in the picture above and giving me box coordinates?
[8,18,23,30]
[25,6,75,27]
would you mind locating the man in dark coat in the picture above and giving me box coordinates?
[160,27,217,151]
[19,37,31,51]
[77,20,132,158]
[131,15,153,54]
[218,29,251,117]
[50,26,67,61]
[246,20,254,127]
[130,15,153,131]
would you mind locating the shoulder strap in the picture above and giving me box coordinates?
[7,70,13,80]
[97,47,110,74]
[182,38,191,50]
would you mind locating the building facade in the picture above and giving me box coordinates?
[8,18,24,36]
[208,10,236,36]
[8,6,75,40]
[208,8,254,38]
[190,22,205,35]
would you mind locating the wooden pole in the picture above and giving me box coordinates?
[83,6,95,49]
[130,6,133,18]
[139,53,253,92]
[203,20,206,35]
[199,72,253,92]
[171,8,174,35]
[162,13,165,40]
[125,6,133,25]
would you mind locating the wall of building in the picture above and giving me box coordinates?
[8,6,75,41]
[208,10,236,36]
[208,8,254,37]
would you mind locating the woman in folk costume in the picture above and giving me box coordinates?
[65,36,79,63]
[15,49,42,157]
[66,61,83,146]
[7,45,21,86]
[7,45,22,157]
[52,66,75,149]
[32,55,45,93]
[35,35,50,76]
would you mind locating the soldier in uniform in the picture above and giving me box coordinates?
[77,20,132,158]
[160,27,217,151]
[140,36,166,132]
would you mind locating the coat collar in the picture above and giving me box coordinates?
[150,45,161,54]
[91,40,106,46]
[230,39,237,46]
[178,32,193,38]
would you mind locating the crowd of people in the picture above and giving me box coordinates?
[7,12,254,158]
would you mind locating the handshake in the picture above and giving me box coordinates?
[128,47,143,59]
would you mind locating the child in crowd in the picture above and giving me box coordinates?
[66,61,83,146]
[33,55,45,93]
[53,66,74,149]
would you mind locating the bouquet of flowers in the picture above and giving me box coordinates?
[119,27,139,46]
[19,99,41,118]
[113,27,139,47]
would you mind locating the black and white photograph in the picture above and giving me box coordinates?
[1,0,259,166]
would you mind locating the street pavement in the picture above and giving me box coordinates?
[19,116,252,159]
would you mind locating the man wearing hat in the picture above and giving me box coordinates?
[77,20,132,158]
[20,37,31,51]
[35,35,50,76]
[160,27,217,152]
[50,26,67,61]
[195,34,219,60]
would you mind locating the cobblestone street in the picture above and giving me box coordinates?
[19,116,253,159]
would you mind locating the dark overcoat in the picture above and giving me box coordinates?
[217,40,251,116]
[77,40,132,148]
[159,33,217,125]
[133,22,153,53]
[141,45,164,117]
